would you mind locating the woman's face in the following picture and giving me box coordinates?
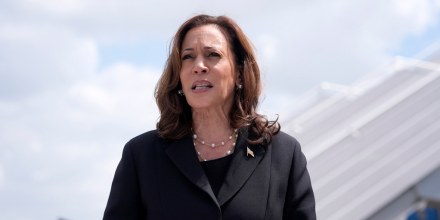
[179,24,238,112]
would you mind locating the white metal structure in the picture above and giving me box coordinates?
[283,44,440,220]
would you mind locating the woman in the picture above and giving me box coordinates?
[103,14,316,220]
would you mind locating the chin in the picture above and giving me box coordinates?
[187,97,213,108]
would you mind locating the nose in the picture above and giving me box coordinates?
[193,57,208,74]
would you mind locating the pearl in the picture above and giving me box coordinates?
[192,128,238,161]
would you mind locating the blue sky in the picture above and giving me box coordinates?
[392,22,440,57]
[1,0,440,219]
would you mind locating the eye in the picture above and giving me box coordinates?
[181,54,193,60]
[207,52,221,58]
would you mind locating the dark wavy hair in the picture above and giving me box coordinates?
[155,14,279,145]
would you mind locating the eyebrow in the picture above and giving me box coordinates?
[181,46,218,52]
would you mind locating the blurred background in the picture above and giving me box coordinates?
[1,0,440,219]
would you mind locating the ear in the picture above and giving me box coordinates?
[236,76,242,87]
[235,67,242,86]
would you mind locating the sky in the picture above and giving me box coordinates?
[1,0,440,219]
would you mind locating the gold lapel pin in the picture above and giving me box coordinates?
[247,147,254,158]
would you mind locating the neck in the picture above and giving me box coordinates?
[192,108,232,142]
[191,108,238,161]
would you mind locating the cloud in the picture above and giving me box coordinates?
[0,23,98,99]
[0,61,160,219]
[253,0,440,88]
[251,0,440,115]
[0,17,160,217]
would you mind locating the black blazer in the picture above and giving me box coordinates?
[103,128,316,220]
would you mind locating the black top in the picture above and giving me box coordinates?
[200,154,234,196]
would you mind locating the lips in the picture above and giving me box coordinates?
[191,80,213,91]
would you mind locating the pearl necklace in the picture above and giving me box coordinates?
[193,129,238,148]
[193,129,238,161]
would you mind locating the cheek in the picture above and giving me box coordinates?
[219,61,236,82]
[179,71,189,87]
[219,72,236,94]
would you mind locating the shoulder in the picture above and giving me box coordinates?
[128,130,160,145]
[271,130,301,150]
[270,130,304,160]
[123,130,163,153]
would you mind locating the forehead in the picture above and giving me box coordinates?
[181,24,229,49]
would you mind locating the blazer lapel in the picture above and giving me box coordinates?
[217,129,266,206]
[164,135,219,207]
